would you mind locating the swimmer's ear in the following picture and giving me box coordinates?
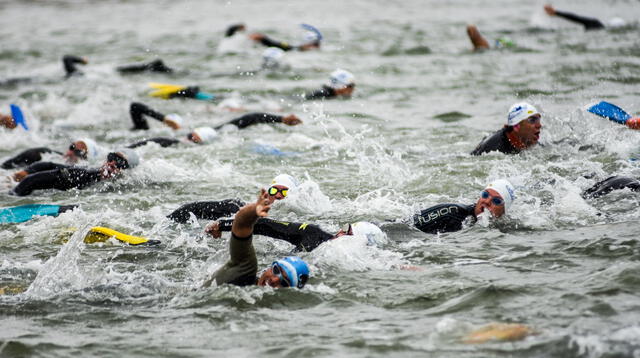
[587,101,632,125]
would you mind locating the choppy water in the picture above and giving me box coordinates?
[1,0,640,357]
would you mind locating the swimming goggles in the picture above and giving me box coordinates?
[481,191,504,206]
[271,263,291,288]
[526,115,541,124]
[107,152,129,169]
[268,186,288,197]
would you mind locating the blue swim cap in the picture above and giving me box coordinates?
[273,256,310,289]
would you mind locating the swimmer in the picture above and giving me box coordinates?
[10,149,139,196]
[543,4,620,30]
[3,138,107,170]
[62,55,88,77]
[167,174,298,223]
[582,176,640,199]
[207,219,384,252]
[466,25,515,51]
[471,102,542,155]
[414,179,515,234]
[304,69,356,100]
[249,24,321,52]
[0,112,17,130]
[202,189,310,288]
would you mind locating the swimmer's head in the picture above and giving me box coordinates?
[225,23,246,37]
[607,17,626,28]
[336,221,386,246]
[101,149,139,179]
[115,148,140,169]
[328,69,356,97]
[257,256,310,288]
[65,138,102,163]
[267,174,299,202]
[474,179,515,218]
[261,47,285,69]
[507,102,542,147]
[299,24,322,50]
[0,114,16,129]
[187,127,218,144]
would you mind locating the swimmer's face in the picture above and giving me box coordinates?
[187,132,202,144]
[257,265,290,288]
[267,185,289,203]
[64,141,88,163]
[515,114,542,147]
[334,85,355,97]
[474,188,505,218]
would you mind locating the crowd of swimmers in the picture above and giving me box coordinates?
[1,4,639,341]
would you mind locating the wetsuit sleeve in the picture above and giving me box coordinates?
[130,102,166,130]
[127,137,180,149]
[304,86,336,100]
[62,55,85,77]
[57,205,78,214]
[582,176,640,198]
[413,203,475,234]
[167,199,245,223]
[218,218,334,252]
[555,10,605,30]
[258,36,294,51]
[12,168,100,196]
[117,59,173,74]
[470,128,518,156]
[206,233,258,287]
[217,113,283,129]
[2,147,59,169]
[24,162,69,174]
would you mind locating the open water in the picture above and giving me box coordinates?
[1,0,640,357]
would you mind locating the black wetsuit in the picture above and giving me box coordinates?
[413,203,476,234]
[12,162,102,196]
[215,112,288,130]
[582,176,640,199]
[130,102,169,130]
[471,127,520,156]
[167,199,245,223]
[63,55,86,77]
[225,24,245,37]
[218,218,334,252]
[256,36,295,51]
[117,59,173,74]
[304,85,337,100]
[126,137,180,149]
[555,10,605,30]
[2,147,61,169]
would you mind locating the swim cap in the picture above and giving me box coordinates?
[270,174,299,189]
[328,69,355,90]
[165,113,183,127]
[116,148,140,168]
[262,47,285,69]
[507,102,540,126]
[607,17,626,28]
[192,127,218,143]
[300,24,323,43]
[485,179,515,211]
[351,221,386,246]
[77,138,102,159]
[273,256,310,288]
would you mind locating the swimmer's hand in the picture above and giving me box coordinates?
[282,114,302,126]
[163,116,181,130]
[255,188,271,217]
[205,221,222,238]
[12,170,29,182]
[544,4,556,16]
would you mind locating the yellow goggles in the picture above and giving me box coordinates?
[268,186,288,197]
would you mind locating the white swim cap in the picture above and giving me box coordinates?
[76,138,106,160]
[607,17,626,28]
[300,24,322,44]
[262,47,285,69]
[192,127,218,143]
[351,221,386,246]
[507,102,540,126]
[485,179,516,211]
[328,69,355,90]
[165,113,183,127]
[270,174,299,189]
[115,148,140,168]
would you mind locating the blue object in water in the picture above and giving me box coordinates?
[0,204,62,224]
[300,23,323,41]
[587,101,631,125]
[10,104,28,130]
[195,92,215,101]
